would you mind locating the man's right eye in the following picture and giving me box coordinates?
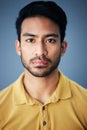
[25,38,35,43]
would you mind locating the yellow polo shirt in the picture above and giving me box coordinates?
[0,71,87,130]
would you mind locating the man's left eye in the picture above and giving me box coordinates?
[46,39,56,43]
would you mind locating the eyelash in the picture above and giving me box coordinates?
[25,38,35,43]
[25,38,57,44]
[46,39,56,43]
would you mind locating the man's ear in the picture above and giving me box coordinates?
[15,40,21,56]
[60,41,68,56]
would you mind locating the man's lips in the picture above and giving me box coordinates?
[32,60,48,66]
[30,56,52,67]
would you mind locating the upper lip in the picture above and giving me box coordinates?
[32,59,48,65]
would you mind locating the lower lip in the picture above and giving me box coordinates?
[32,61,48,66]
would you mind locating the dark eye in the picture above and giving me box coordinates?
[25,38,35,43]
[46,39,56,44]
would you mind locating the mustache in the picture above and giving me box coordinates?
[30,56,52,63]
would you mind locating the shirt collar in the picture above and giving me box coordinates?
[13,73,40,105]
[13,73,28,105]
[13,71,72,105]
[46,71,72,104]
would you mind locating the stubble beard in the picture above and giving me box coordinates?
[20,54,61,78]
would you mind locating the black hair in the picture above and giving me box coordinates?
[15,1,67,42]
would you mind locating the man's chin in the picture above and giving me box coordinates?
[27,69,52,77]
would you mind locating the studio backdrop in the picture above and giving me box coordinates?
[0,0,87,90]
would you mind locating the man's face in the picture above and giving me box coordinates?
[16,16,67,77]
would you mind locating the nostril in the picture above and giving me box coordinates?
[35,50,48,57]
[34,44,48,56]
[44,50,48,56]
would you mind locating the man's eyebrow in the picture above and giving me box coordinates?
[45,33,59,38]
[22,33,59,37]
[23,33,35,37]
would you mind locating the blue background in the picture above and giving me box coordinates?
[0,0,87,90]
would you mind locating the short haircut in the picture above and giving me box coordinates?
[15,1,67,42]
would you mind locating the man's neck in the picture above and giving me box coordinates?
[23,69,59,104]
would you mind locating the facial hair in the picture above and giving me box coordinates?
[21,53,61,78]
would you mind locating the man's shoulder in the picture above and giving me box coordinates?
[60,71,86,89]
[68,78,87,94]
[0,83,15,104]
[60,71,87,98]
[0,73,24,104]
[0,82,18,128]
[64,74,87,101]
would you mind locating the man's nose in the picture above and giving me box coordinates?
[35,42,48,56]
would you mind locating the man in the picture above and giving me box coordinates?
[0,1,87,129]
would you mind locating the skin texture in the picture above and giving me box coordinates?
[16,16,67,103]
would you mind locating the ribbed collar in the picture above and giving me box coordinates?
[13,71,72,105]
